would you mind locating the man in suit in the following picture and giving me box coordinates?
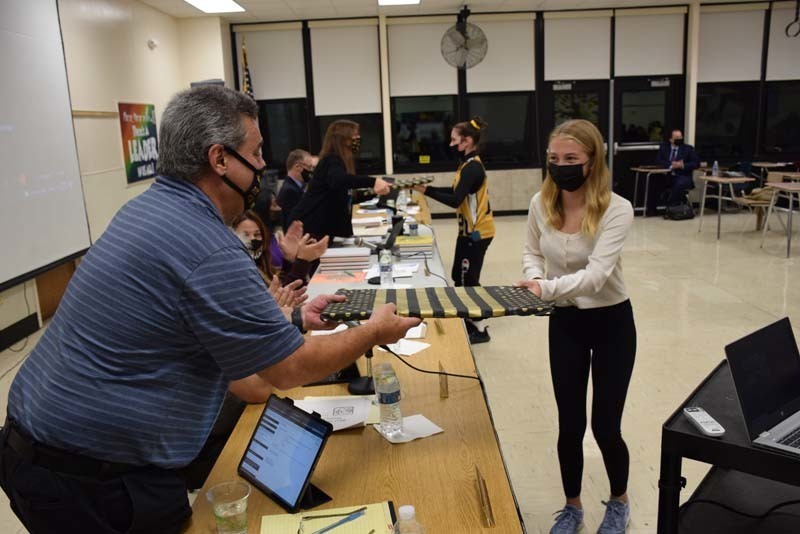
[277,148,314,229]
[656,128,700,206]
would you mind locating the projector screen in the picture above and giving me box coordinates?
[0,0,91,291]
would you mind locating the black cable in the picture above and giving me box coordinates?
[8,282,31,353]
[679,498,800,519]
[399,250,450,285]
[378,344,481,382]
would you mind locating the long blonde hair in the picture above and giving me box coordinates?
[541,119,611,237]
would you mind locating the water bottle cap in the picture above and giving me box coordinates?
[399,505,415,520]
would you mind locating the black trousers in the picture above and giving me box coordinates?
[0,423,191,534]
[548,300,637,499]
[451,236,492,287]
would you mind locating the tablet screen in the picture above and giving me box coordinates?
[238,395,333,511]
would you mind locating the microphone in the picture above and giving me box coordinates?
[461,258,470,287]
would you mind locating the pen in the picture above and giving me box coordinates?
[302,506,366,521]
[310,509,365,534]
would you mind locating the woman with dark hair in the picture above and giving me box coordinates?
[291,119,391,238]
[414,116,495,344]
[232,211,328,307]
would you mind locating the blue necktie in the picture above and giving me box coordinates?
[670,147,678,162]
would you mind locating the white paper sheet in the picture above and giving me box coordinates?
[373,414,443,443]
[377,338,430,356]
[295,396,373,431]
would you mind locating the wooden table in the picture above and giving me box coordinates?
[751,162,792,186]
[782,172,800,182]
[630,167,671,216]
[760,182,800,258]
[697,176,755,240]
[184,194,524,534]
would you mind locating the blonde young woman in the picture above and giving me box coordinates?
[517,120,636,534]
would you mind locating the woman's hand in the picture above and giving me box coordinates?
[412,184,427,194]
[515,279,542,298]
[277,220,304,262]
[373,177,392,196]
[269,277,308,307]
[297,235,329,262]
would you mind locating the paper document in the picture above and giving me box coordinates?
[261,501,394,534]
[365,263,419,280]
[377,339,430,356]
[374,414,443,444]
[295,396,373,431]
[357,208,387,214]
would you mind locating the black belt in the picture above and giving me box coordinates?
[3,422,146,479]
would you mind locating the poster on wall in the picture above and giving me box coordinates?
[118,102,158,184]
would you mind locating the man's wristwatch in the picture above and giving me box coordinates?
[291,307,306,333]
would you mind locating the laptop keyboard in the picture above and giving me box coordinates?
[778,427,800,448]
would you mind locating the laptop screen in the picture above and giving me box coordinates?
[725,318,800,440]
[238,395,332,512]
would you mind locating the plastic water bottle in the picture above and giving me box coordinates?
[408,221,419,236]
[712,160,720,177]
[393,505,425,534]
[379,249,393,286]
[374,363,403,437]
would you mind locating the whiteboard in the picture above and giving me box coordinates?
[0,0,91,289]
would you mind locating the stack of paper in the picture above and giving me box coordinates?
[318,247,371,272]
[394,235,434,260]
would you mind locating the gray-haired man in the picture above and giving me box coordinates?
[0,86,418,533]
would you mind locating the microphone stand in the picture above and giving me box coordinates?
[345,321,375,395]
[347,347,374,395]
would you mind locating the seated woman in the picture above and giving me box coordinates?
[231,211,328,306]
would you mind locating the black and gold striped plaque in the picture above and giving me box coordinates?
[321,286,552,321]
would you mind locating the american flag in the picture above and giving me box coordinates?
[242,37,254,99]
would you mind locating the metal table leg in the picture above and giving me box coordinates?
[657,448,683,534]
[633,170,641,215]
[698,181,708,233]
[717,182,723,240]
[643,171,652,217]
[788,193,794,258]
[761,189,778,248]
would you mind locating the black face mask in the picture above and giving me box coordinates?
[301,169,312,182]
[548,162,588,192]
[673,138,684,146]
[221,146,266,211]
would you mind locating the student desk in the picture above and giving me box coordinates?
[183,195,525,533]
[630,167,671,216]
[657,360,800,533]
[760,181,800,258]
[696,176,755,239]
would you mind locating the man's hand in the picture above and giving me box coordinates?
[300,294,345,331]
[671,160,684,169]
[297,235,329,262]
[373,177,392,196]
[366,303,421,345]
[277,220,304,262]
[515,279,542,298]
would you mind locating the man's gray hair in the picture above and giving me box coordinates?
[157,86,259,182]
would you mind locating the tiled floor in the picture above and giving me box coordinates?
[0,209,797,533]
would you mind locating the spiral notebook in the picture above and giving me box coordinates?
[260,501,396,534]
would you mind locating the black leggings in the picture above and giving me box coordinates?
[451,236,492,287]
[548,299,637,498]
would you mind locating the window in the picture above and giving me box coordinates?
[466,92,537,167]
[257,99,309,174]
[695,82,758,161]
[317,114,385,175]
[391,96,457,172]
[764,81,800,156]
[554,90,601,131]
[619,90,667,143]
